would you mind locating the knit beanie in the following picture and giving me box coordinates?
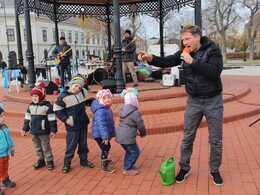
[70,75,85,86]
[96,89,112,106]
[0,107,4,115]
[124,92,138,107]
[31,82,46,102]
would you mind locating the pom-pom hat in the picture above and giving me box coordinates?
[31,82,46,102]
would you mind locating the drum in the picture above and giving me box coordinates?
[87,67,113,85]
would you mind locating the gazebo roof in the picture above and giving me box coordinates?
[18,0,195,22]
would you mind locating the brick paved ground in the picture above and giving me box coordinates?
[0,75,260,194]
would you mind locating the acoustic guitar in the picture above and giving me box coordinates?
[54,46,75,64]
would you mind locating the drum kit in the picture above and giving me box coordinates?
[87,66,114,85]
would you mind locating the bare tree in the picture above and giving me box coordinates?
[240,0,259,61]
[204,0,238,62]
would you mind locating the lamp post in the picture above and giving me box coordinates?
[243,37,246,62]
[2,0,12,68]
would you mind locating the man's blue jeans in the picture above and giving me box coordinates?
[59,64,71,87]
[120,143,140,170]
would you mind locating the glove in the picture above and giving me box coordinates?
[85,97,95,107]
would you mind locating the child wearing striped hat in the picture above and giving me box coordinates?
[21,82,57,170]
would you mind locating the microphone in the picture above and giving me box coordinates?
[178,47,191,69]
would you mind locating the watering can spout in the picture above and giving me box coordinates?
[157,169,165,182]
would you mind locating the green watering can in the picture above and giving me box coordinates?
[158,157,175,186]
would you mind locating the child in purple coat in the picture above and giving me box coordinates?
[116,88,146,175]
[91,89,115,173]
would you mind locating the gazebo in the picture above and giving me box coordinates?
[16,0,201,92]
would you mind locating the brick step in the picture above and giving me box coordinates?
[3,86,250,118]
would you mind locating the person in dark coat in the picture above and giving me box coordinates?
[91,89,115,173]
[115,88,146,175]
[53,76,94,173]
[22,82,57,170]
[52,37,72,87]
[122,30,138,87]
[137,25,224,185]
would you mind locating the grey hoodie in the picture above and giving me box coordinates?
[115,104,146,145]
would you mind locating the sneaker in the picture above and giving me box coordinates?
[33,160,46,170]
[47,161,54,170]
[100,159,113,165]
[133,83,139,87]
[175,169,189,183]
[80,159,94,168]
[123,169,139,175]
[210,172,223,186]
[1,177,16,188]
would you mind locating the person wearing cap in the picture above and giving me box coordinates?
[52,37,72,88]
[21,82,57,170]
[53,75,94,173]
[0,107,16,195]
[91,89,115,174]
[115,88,146,175]
[122,30,138,87]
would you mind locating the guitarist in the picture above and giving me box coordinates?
[52,37,72,88]
[121,30,138,87]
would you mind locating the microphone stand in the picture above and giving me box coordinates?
[40,44,55,81]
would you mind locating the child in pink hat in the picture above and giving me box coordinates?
[91,89,115,173]
[115,88,146,175]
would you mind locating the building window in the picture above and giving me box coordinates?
[98,50,101,57]
[92,37,95,44]
[93,50,96,55]
[68,33,72,43]
[24,29,27,41]
[82,50,85,57]
[53,31,56,42]
[7,29,15,41]
[76,50,79,58]
[42,30,47,42]
[97,37,100,45]
[86,38,90,44]
[61,32,65,38]
[81,33,84,44]
[75,33,78,43]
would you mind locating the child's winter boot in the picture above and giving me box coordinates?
[62,161,71,173]
[47,161,54,170]
[101,159,115,174]
[1,177,16,187]
[33,160,46,170]
[80,158,94,168]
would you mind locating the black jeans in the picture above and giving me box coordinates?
[94,138,111,160]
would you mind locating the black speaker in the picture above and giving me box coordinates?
[39,81,59,94]
[179,69,186,86]
[101,79,117,93]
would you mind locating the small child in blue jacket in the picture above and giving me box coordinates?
[0,107,15,195]
[91,89,115,173]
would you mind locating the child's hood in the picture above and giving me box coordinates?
[91,100,106,113]
[118,104,137,118]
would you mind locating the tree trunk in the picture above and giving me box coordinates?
[249,39,254,62]
[221,34,226,63]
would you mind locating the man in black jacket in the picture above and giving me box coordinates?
[122,30,138,87]
[137,25,224,186]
